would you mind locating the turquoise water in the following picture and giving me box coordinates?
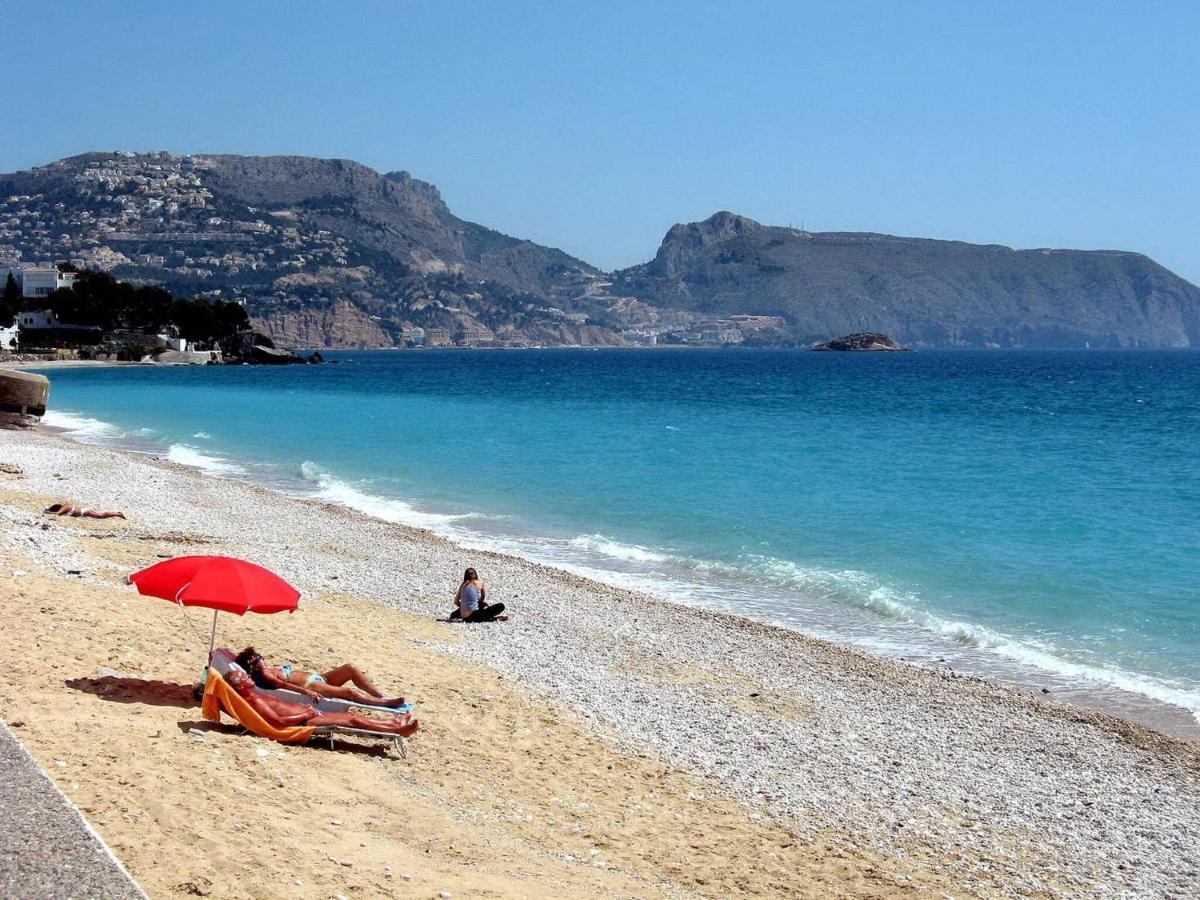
[38,350,1200,732]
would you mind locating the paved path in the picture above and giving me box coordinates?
[0,721,144,899]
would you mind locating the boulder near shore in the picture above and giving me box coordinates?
[0,369,50,418]
[811,332,908,351]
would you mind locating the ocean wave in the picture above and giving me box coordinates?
[297,461,472,530]
[568,533,673,563]
[41,409,121,438]
[284,462,1200,724]
[165,443,244,475]
[193,431,212,440]
[724,554,1200,721]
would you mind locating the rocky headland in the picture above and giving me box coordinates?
[3,154,1200,348]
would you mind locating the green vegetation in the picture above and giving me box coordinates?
[45,270,249,344]
[1,272,19,328]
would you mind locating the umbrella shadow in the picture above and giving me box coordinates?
[66,676,200,709]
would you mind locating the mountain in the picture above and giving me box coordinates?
[0,152,609,347]
[2,153,1198,348]
[612,212,1200,348]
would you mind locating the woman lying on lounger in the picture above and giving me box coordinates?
[44,501,125,520]
[225,668,419,736]
[235,646,407,708]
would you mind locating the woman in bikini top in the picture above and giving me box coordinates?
[44,502,126,520]
[234,646,408,708]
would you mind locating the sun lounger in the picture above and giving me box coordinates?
[200,668,410,757]
[208,648,414,716]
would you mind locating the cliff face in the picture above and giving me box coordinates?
[615,213,1200,348]
[251,300,395,349]
[197,154,598,290]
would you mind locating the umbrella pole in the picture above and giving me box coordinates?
[207,610,218,662]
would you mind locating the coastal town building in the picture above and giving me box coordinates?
[622,330,659,346]
[2,265,77,298]
[16,309,61,329]
[458,326,495,346]
[425,327,451,347]
[157,335,189,352]
[682,325,745,345]
[0,322,17,350]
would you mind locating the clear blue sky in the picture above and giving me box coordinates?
[5,1,1198,281]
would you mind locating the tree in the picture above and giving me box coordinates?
[0,272,20,328]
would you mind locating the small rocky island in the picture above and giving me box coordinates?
[811,332,908,351]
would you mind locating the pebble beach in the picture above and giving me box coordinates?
[1,423,1198,897]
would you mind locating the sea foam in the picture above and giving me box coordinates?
[298,461,472,531]
[568,533,673,564]
[42,409,121,439]
[165,443,244,475]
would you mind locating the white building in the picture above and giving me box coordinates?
[157,334,188,352]
[16,309,62,329]
[2,266,77,298]
[0,323,17,351]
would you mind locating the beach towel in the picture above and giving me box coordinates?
[201,669,316,745]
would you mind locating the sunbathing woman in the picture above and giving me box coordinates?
[225,669,419,736]
[235,646,406,708]
[44,501,125,520]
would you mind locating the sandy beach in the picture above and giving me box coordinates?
[1,423,1198,897]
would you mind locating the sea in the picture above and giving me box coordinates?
[35,349,1200,737]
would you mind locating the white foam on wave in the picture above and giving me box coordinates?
[292,462,1200,726]
[568,533,673,564]
[735,554,1200,722]
[165,443,244,476]
[41,409,121,439]
[193,431,212,440]
[297,461,473,531]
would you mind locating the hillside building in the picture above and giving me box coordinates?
[458,326,495,346]
[2,265,77,298]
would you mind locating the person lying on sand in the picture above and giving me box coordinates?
[449,567,508,622]
[235,646,407,708]
[44,501,126,520]
[225,668,419,736]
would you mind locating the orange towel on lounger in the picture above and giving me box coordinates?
[201,670,317,744]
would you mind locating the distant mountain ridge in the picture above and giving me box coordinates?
[1,152,1198,348]
[614,212,1200,348]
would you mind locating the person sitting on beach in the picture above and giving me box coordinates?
[225,668,419,736]
[43,501,125,520]
[450,567,507,622]
[234,646,407,708]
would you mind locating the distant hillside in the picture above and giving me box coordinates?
[0,152,611,348]
[613,212,1200,348]
[3,153,1198,348]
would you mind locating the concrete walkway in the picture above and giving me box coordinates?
[0,721,144,899]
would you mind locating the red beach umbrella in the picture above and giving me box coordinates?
[126,555,301,661]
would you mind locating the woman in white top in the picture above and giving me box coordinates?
[451,567,507,622]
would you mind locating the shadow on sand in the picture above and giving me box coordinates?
[66,676,200,709]
[174,720,396,758]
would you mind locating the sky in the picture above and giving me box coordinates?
[3,1,1198,281]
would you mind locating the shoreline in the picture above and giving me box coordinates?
[2,422,1198,895]
[26,365,1200,743]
